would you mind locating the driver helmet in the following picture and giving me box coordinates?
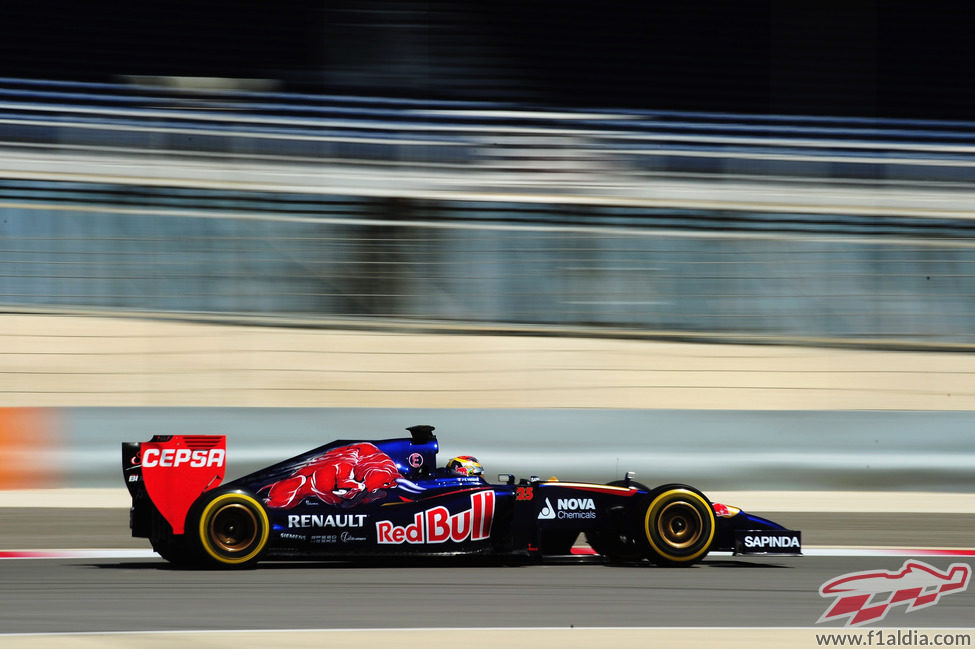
[446,455,483,477]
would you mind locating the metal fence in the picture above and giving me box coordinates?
[3,77,975,187]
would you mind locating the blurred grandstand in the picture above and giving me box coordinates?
[2,3,975,350]
[0,77,974,348]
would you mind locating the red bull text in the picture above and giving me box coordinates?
[376,491,495,544]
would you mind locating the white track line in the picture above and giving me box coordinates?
[2,547,973,560]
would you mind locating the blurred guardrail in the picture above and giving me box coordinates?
[3,76,975,186]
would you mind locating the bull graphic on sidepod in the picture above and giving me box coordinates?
[261,443,403,508]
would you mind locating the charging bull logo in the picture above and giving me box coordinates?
[262,443,402,509]
[818,560,971,626]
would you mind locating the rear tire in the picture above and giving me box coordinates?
[638,484,715,567]
[192,491,270,569]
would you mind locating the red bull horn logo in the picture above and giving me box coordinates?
[262,442,402,509]
[818,559,971,626]
[376,491,495,544]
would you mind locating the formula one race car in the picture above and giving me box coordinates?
[121,426,801,568]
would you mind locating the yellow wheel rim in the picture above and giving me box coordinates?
[199,493,269,565]
[656,500,704,550]
[644,489,715,563]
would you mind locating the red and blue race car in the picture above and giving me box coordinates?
[122,425,801,568]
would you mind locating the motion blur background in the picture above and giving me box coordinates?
[1,1,974,491]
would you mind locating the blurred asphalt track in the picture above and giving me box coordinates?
[1,555,973,643]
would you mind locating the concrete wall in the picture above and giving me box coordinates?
[4,406,974,492]
[1,314,973,491]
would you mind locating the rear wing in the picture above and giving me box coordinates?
[122,435,226,534]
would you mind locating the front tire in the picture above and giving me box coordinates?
[193,491,270,569]
[639,484,715,567]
